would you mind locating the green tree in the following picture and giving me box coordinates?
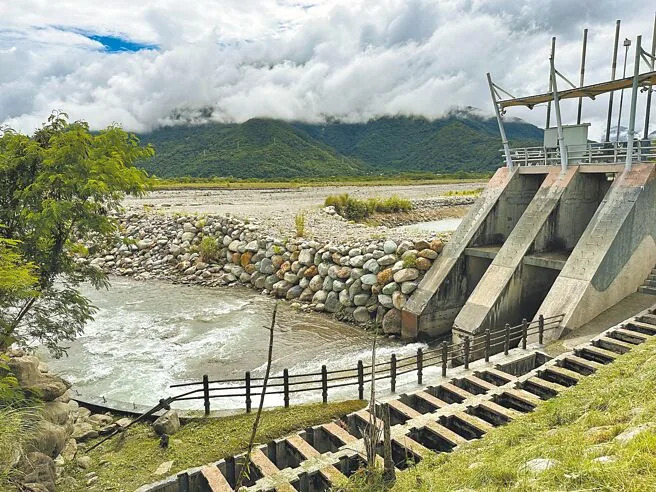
[0,111,154,356]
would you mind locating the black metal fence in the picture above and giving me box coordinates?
[168,314,564,415]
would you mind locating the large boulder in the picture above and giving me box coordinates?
[30,421,68,458]
[382,309,402,335]
[19,452,56,492]
[153,410,180,436]
[42,401,71,426]
[7,355,41,386]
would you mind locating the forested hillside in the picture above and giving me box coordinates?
[137,114,542,178]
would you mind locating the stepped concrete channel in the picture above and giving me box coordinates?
[139,304,656,492]
[402,163,656,343]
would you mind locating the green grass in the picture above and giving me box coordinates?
[386,336,656,492]
[150,174,490,191]
[324,193,412,221]
[60,400,364,491]
[198,236,220,262]
[443,187,484,197]
[295,212,307,237]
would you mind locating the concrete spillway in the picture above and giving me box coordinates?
[402,163,656,342]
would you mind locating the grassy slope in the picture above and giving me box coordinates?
[392,337,656,491]
[60,400,364,491]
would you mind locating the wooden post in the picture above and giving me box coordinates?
[441,341,448,378]
[202,375,210,416]
[522,318,528,350]
[417,348,423,385]
[504,323,510,356]
[464,337,470,370]
[357,360,364,400]
[245,371,251,413]
[321,365,328,404]
[390,354,397,393]
[381,403,395,482]
[283,369,290,408]
[485,329,491,362]
[539,315,545,345]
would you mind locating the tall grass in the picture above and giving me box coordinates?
[0,406,39,488]
[324,194,412,221]
[295,212,307,237]
[198,236,220,262]
[443,187,483,197]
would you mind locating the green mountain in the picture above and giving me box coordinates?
[137,114,542,178]
[137,118,368,179]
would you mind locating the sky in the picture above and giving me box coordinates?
[1,0,655,139]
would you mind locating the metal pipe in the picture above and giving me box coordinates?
[546,37,556,128]
[626,36,642,170]
[487,72,513,170]
[550,55,568,171]
[577,28,588,125]
[616,38,632,142]
[606,20,621,142]
[644,13,656,140]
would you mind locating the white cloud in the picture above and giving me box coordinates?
[0,0,654,138]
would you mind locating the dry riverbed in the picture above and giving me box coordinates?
[123,182,485,242]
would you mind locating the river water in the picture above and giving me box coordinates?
[39,278,428,411]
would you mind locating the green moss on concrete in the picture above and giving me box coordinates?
[60,400,364,491]
[385,337,656,492]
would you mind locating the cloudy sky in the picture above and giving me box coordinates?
[1,1,654,139]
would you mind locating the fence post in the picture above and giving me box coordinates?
[202,375,210,416]
[245,371,251,413]
[485,329,491,362]
[357,360,364,400]
[504,323,510,356]
[283,369,290,408]
[522,318,528,350]
[464,337,470,370]
[441,341,448,378]
[417,348,423,385]
[390,354,397,393]
[321,365,328,404]
[539,314,545,345]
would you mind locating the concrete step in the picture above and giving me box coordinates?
[321,422,358,446]
[561,355,603,375]
[423,420,468,447]
[522,376,567,399]
[644,279,656,287]
[627,319,656,335]
[540,366,582,386]
[393,435,433,460]
[436,382,476,403]
[475,367,516,386]
[200,465,232,492]
[473,400,523,424]
[594,336,634,354]
[412,391,448,410]
[387,399,423,421]
[457,375,498,394]
[639,285,656,295]
[610,327,650,344]
[576,345,618,364]
[499,389,542,410]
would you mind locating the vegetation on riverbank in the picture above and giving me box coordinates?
[345,336,656,491]
[60,400,365,491]
[324,194,412,221]
[150,172,491,190]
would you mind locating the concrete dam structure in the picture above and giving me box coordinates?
[401,163,656,342]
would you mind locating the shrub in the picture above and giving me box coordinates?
[324,194,412,221]
[198,236,220,262]
[0,406,40,489]
[295,212,306,237]
[402,253,417,269]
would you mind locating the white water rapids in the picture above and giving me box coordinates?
[39,278,431,412]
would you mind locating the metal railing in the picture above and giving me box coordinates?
[165,314,565,415]
[502,140,656,166]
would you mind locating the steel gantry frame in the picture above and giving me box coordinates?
[487,15,656,173]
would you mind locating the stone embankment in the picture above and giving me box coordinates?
[6,350,138,491]
[84,212,448,335]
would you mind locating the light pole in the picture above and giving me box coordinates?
[616,38,632,142]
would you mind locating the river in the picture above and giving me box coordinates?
[39,278,428,411]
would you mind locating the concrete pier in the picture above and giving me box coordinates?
[402,162,656,342]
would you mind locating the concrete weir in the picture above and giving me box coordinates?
[402,163,656,342]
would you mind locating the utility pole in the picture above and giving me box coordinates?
[577,29,588,125]
[616,38,632,142]
[546,37,556,128]
[605,20,621,142]
[626,36,642,169]
[644,13,656,140]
